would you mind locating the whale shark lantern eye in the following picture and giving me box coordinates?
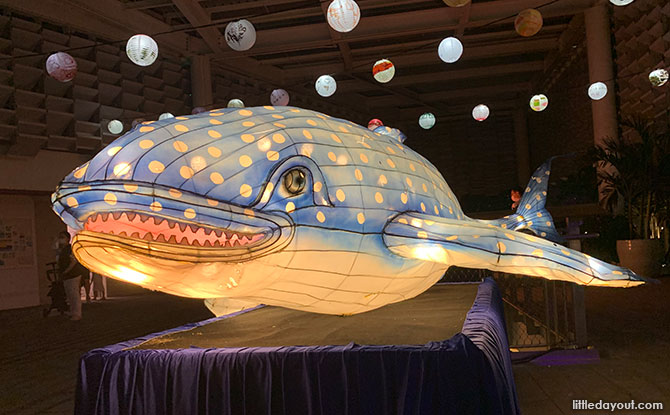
[283,169,306,196]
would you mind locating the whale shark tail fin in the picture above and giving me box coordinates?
[489,157,563,242]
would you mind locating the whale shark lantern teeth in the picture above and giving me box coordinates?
[84,212,264,248]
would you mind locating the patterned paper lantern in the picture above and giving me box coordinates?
[45,52,77,82]
[438,37,463,64]
[588,82,608,100]
[472,104,489,122]
[442,0,470,7]
[225,19,257,51]
[372,59,395,83]
[529,94,549,112]
[649,69,669,87]
[227,99,245,108]
[609,0,634,5]
[107,120,124,134]
[126,34,158,66]
[315,75,337,97]
[327,0,361,33]
[159,112,174,120]
[419,113,436,129]
[368,118,383,130]
[271,89,290,106]
[514,9,543,37]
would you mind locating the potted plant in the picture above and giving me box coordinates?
[592,117,669,277]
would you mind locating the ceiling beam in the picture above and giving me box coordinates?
[319,0,353,71]
[366,82,530,107]
[455,1,473,37]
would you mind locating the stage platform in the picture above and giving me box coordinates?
[76,278,518,414]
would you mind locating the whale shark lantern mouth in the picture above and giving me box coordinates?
[84,212,265,248]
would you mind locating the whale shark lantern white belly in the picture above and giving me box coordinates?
[51,106,646,316]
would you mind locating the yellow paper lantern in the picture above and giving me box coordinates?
[514,9,543,37]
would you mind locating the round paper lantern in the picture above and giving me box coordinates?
[271,89,290,106]
[191,107,206,115]
[514,9,543,37]
[126,34,158,67]
[227,99,245,108]
[159,112,174,120]
[372,59,395,83]
[443,0,470,7]
[649,69,669,87]
[419,113,436,129]
[609,0,634,5]
[107,120,124,134]
[588,82,608,100]
[368,118,383,130]
[438,37,464,64]
[472,104,489,122]
[529,94,549,112]
[225,19,257,51]
[45,52,77,82]
[327,0,361,33]
[315,75,337,97]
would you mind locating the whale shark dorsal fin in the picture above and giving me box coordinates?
[382,212,647,287]
[204,298,260,317]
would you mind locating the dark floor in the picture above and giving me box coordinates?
[1,279,668,415]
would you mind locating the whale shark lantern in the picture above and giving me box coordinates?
[51,106,646,316]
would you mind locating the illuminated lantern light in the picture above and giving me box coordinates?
[108,120,124,134]
[472,104,489,122]
[227,99,245,108]
[419,113,436,129]
[159,112,174,120]
[315,75,337,97]
[372,59,395,83]
[529,94,549,112]
[327,0,361,33]
[271,89,290,106]
[45,52,77,82]
[368,118,383,130]
[225,19,257,51]
[609,0,634,5]
[588,82,608,100]
[442,0,470,7]
[438,37,463,64]
[514,9,543,37]
[649,69,669,87]
[126,34,158,67]
[192,107,206,115]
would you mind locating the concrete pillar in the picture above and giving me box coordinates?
[585,5,618,148]
[513,108,530,186]
[190,55,213,108]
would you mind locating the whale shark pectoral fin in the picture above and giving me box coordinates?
[204,298,260,317]
[382,212,648,287]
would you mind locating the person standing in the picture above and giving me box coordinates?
[57,231,86,321]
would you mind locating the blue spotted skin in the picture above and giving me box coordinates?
[51,106,646,316]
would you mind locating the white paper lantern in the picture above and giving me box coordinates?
[271,89,290,106]
[419,113,436,129]
[327,0,361,33]
[159,112,174,120]
[372,59,395,83]
[126,34,158,67]
[438,37,464,64]
[472,104,489,122]
[315,75,337,97]
[588,82,608,100]
[45,52,77,82]
[649,69,669,87]
[108,120,124,134]
[225,19,257,51]
[227,99,245,108]
[609,0,634,5]
[529,94,549,112]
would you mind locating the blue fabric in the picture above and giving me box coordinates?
[76,280,518,414]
